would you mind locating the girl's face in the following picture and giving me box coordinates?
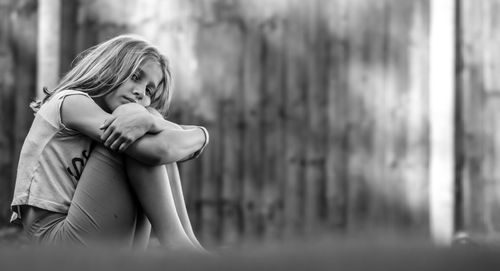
[103,60,163,112]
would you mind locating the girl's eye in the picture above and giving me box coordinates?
[131,73,140,81]
[145,87,153,96]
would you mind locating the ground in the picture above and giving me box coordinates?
[0,226,25,247]
[1,229,500,271]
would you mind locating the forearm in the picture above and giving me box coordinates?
[125,127,206,165]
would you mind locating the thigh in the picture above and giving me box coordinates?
[54,145,140,246]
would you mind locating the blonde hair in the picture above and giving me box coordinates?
[31,34,173,117]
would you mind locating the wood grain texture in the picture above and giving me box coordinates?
[0,0,37,227]
[1,0,432,245]
[0,3,15,228]
[459,0,500,240]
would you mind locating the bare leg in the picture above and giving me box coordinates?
[132,209,151,249]
[21,145,145,247]
[125,157,197,251]
[165,163,204,250]
[21,144,197,251]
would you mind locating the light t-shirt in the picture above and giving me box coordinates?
[10,90,94,223]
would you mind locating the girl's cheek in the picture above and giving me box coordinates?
[142,98,151,107]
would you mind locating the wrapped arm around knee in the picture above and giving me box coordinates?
[122,107,208,165]
[61,95,207,166]
[125,127,206,165]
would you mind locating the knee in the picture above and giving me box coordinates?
[124,155,166,181]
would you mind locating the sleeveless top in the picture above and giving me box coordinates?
[10,90,94,223]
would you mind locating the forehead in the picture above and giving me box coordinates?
[139,60,163,87]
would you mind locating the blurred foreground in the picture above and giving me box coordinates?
[1,230,500,271]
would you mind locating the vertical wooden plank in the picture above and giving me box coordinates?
[372,0,390,228]
[74,5,99,54]
[241,26,264,243]
[459,0,500,242]
[198,120,220,247]
[188,157,203,240]
[0,0,38,227]
[261,12,286,240]
[273,16,288,242]
[37,0,61,95]
[458,0,486,239]
[283,0,307,237]
[325,0,350,231]
[220,99,236,245]
[345,0,383,230]
[383,0,429,231]
[200,106,222,247]
[10,0,37,226]
[59,0,78,75]
[429,0,456,245]
[370,0,391,229]
[345,0,368,230]
[399,0,430,231]
[0,1,15,227]
[381,0,398,230]
[480,0,500,240]
[384,0,410,230]
[219,23,244,245]
[195,25,226,247]
[303,0,329,234]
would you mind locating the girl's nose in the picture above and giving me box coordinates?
[133,88,144,100]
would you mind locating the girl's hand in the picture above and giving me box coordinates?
[100,103,154,152]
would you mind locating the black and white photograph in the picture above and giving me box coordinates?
[0,0,498,270]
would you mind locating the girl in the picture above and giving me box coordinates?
[10,35,208,251]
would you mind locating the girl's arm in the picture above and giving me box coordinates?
[105,104,208,164]
[141,107,209,163]
[125,126,205,165]
[61,95,205,165]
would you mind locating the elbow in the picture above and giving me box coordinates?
[156,148,179,165]
[157,143,196,165]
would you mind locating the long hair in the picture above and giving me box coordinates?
[31,35,173,117]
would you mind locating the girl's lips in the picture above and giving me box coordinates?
[124,97,136,103]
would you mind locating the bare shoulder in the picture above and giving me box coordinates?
[61,94,100,122]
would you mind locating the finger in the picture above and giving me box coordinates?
[104,132,120,148]
[109,136,125,151]
[100,124,115,142]
[100,117,116,130]
[118,141,130,153]
[100,125,112,141]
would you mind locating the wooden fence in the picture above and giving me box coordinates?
[458,0,500,241]
[7,0,492,247]
[0,0,37,228]
[177,0,431,245]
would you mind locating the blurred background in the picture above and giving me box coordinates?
[0,0,498,249]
